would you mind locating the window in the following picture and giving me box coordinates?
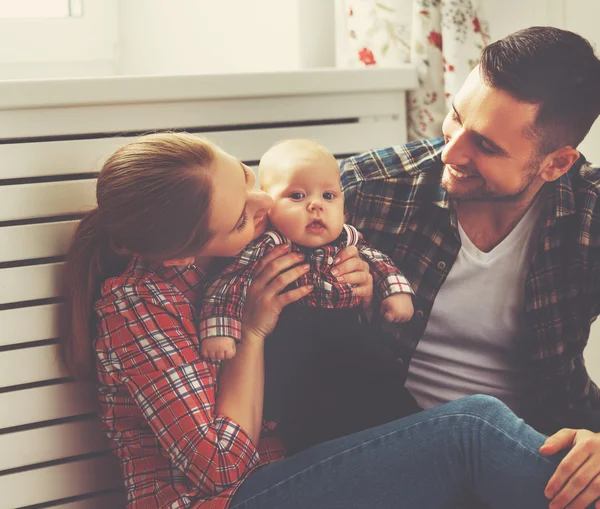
[0,0,82,19]
[0,0,117,79]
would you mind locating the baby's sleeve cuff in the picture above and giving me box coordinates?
[198,317,243,343]
[378,274,414,301]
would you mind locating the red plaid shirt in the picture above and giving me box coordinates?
[94,257,285,509]
[199,224,413,342]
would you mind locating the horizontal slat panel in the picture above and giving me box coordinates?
[0,221,77,262]
[0,91,404,139]
[0,262,63,305]
[0,344,68,388]
[0,138,117,179]
[0,304,62,347]
[210,120,403,163]
[0,382,96,429]
[0,120,402,179]
[0,122,402,222]
[0,180,96,221]
[0,419,108,471]
[0,455,122,509]
[0,159,337,265]
[50,492,126,509]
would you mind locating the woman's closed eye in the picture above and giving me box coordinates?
[236,213,249,232]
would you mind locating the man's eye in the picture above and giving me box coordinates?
[323,192,335,200]
[290,192,305,200]
[478,139,496,154]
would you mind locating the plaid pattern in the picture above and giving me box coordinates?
[341,137,600,433]
[199,224,413,343]
[94,257,285,509]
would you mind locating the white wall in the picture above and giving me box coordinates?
[569,1,600,385]
[564,0,600,167]
[116,0,334,76]
[486,0,600,164]
[487,0,600,383]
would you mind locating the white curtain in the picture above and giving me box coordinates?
[336,0,490,141]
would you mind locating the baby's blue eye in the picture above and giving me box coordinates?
[290,192,305,200]
[323,192,335,200]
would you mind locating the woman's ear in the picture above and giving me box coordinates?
[162,256,195,267]
[538,146,580,183]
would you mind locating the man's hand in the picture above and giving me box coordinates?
[540,428,600,508]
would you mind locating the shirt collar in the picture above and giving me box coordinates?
[432,183,450,209]
[548,156,582,221]
[130,255,206,301]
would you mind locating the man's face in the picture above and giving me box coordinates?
[441,67,543,202]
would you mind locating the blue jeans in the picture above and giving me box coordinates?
[231,395,571,509]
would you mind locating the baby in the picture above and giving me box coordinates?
[200,138,414,360]
[199,139,418,453]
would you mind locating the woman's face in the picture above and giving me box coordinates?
[199,148,273,259]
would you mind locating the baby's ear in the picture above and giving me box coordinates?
[162,256,195,267]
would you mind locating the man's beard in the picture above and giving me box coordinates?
[441,161,539,203]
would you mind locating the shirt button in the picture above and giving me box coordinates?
[437,261,446,270]
[396,357,404,365]
[327,256,334,265]
[415,309,425,319]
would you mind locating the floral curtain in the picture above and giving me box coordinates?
[337,0,490,141]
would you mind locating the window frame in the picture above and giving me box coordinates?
[0,0,118,78]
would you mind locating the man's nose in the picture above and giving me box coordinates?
[441,130,470,167]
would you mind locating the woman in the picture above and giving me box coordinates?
[63,132,566,509]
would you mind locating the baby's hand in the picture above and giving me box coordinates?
[380,293,414,323]
[201,336,237,361]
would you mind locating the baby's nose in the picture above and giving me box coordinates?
[308,199,323,210]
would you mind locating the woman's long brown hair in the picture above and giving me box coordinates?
[62,133,216,378]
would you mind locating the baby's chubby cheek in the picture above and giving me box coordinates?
[266,207,295,233]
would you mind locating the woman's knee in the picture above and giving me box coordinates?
[450,394,513,420]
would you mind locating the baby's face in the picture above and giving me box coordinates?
[263,151,344,248]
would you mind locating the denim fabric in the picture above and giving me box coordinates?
[231,395,575,509]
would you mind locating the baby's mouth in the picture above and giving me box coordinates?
[306,219,326,231]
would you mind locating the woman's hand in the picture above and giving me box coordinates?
[332,245,373,308]
[242,244,313,341]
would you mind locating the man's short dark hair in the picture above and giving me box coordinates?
[480,26,600,155]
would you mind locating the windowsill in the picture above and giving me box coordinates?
[0,66,418,110]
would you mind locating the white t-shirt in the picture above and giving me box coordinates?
[405,195,545,416]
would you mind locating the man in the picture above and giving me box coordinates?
[342,26,600,509]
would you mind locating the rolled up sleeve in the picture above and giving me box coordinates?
[97,291,259,494]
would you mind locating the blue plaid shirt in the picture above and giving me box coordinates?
[341,137,600,433]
